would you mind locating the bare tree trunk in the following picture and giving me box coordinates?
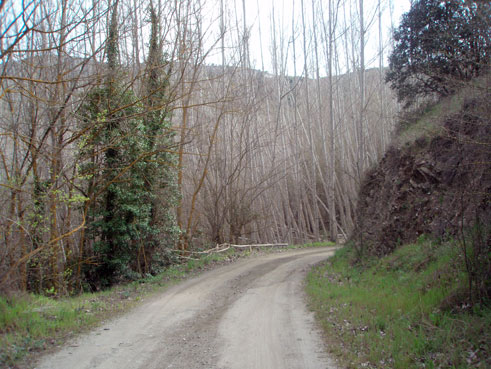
[301,0,320,241]
[357,0,365,181]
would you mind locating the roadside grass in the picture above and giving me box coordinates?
[306,237,490,369]
[0,249,237,368]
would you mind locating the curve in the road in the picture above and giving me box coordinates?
[35,248,337,369]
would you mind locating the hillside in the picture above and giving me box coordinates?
[306,76,490,369]
[353,77,490,257]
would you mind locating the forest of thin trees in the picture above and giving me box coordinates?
[0,0,401,294]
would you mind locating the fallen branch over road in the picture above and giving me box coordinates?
[171,243,289,257]
[229,243,288,252]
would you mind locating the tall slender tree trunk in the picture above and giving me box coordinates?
[328,0,337,240]
[357,0,365,181]
[301,0,320,241]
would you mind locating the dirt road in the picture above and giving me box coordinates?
[35,248,337,369]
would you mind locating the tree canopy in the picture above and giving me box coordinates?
[386,0,491,106]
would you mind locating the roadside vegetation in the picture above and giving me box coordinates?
[306,238,490,369]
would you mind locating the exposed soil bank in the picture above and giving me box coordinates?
[354,86,490,256]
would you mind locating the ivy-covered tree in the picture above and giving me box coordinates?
[138,2,179,274]
[386,0,491,107]
[78,0,178,287]
[80,85,153,286]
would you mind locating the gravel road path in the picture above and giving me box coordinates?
[35,248,337,369]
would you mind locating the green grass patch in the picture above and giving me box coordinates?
[397,102,447,147]
[306,238,490,368]
[395,73,489,149]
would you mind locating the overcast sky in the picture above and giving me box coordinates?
[203,0,411,75]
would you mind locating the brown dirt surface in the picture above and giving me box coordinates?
[34,248,338,369]
[353,87,491,256]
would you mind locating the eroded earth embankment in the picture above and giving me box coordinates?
[354,89,490,256]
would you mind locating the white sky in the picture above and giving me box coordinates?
[203,0,411,75]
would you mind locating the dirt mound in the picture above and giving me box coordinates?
[353,89,491,256]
